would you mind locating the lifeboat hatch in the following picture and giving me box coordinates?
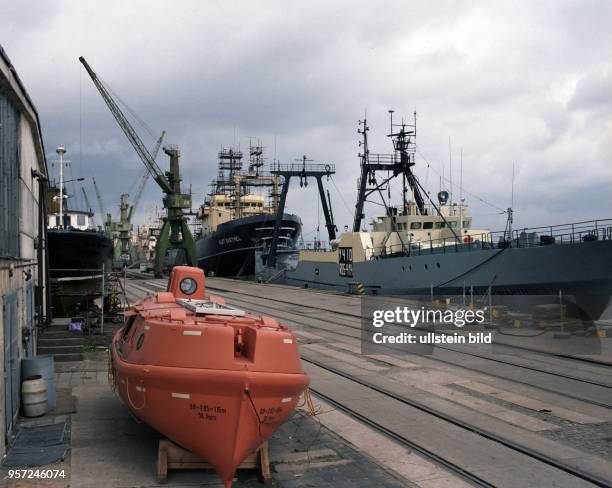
[177,298,245,317]
[167,266,206,300]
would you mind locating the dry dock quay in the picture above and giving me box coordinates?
[3,275,612,488]
[127,275,612,487]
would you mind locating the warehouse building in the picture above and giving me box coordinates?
[0,44,49,456]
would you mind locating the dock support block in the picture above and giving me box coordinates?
[157,439,271,484]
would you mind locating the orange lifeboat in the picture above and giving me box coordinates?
[111,266,310,487]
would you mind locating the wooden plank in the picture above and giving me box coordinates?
[260,441,272,484]
[157,438,271,482]
[157,442,168,483]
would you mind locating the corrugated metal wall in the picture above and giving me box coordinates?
[0,92,20,256]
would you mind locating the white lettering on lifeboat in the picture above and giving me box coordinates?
[183,330,202,336]
[172,392,190,399]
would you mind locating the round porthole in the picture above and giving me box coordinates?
[179,277,198,295]
[436,262,441,268]
[136,334,145,350]
[424,264,428,270]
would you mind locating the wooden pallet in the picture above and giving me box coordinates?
[157,439,271,484]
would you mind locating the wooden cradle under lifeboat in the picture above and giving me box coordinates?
[110,266,310,487]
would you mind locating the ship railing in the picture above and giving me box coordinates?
[270,162,336,174]
[368,218,612,259]
[510,218,612,246]
[370,234,493,259]
[366,153,398,165]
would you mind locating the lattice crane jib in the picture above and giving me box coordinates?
[128,130,166,223]
[79,57,196,275]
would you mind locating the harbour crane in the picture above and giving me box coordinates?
[79,57,196,276]
[92,177,112,235]
[115,131,166,267]
[81,187,93,217]
[128,131,165,223]
[115,193,131,264]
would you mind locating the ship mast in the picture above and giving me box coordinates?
[54,145,70,229]
[351,110,461,243]
[352,110,423,233]
[353,118,369,232]
[389,110,425,215]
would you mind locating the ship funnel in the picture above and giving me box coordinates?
[437,190,449,205]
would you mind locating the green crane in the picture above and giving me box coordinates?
[115,193,131,265]
[92,177,112,236]
[128,130,165,223]
[81,187,93,220]
[115,131,166,267]
[79,57,196,276]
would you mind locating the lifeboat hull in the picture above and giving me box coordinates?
[111,266,309,487]
[112,353,308,483]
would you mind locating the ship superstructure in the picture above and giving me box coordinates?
[195,144,301,277]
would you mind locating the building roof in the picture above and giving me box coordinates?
[0,44,48,176]
[48,209,93,216]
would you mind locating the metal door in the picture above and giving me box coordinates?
[3,292,20,437]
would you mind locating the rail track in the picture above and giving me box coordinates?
[308,383,496,488]
[126,275,612,487]
[128,277,612,408]
[126,271,611,365]
[305,357,611,488]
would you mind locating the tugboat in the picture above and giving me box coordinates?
[47,145,113,316]
[195,144,302,277]
[110,266,309,487]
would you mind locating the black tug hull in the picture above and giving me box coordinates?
[48,229,113,316]
[196,213,301,277]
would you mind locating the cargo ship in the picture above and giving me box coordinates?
[195,144,302,277]
[266,113,612,319]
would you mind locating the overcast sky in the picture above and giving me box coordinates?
[2,0,610,240]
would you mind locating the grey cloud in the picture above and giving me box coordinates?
[568,69,612,112]
[1,0,610,237]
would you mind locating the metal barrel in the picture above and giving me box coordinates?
[22,375,47,417]
[22,355,56,411]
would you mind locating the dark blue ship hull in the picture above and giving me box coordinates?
[196,213,301,277]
